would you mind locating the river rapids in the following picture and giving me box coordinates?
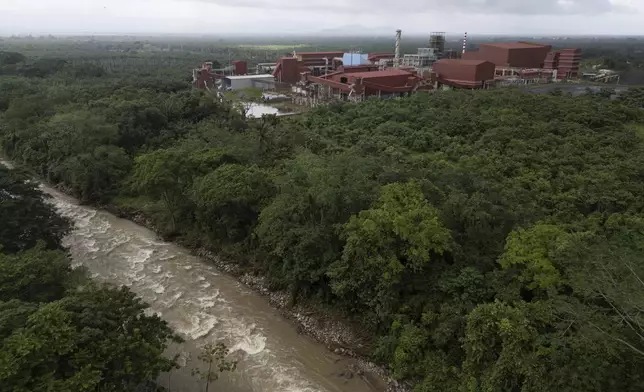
[38,185,384,392]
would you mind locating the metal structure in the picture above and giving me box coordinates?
[402,47,439,72]
[395,29,402,67]
[376,58,394,71]
[429,32,446,57]
[256,62,277,74]
[273,51,343,84]
[582,70,620,84]
[495,67,558,86]
[192,62,225,90]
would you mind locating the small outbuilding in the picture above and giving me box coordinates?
[223,74,275,90]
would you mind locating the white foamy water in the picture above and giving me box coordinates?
[36,186,385,392]
[230,323,268,356]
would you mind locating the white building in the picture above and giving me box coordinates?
[223,74,275,91]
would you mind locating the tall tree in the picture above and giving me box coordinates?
[191,343,237,392]
[130,147,237,233]
[328,181,451,320]
[193,163,275,245]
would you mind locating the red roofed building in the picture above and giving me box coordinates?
[295,51,343,68]
[273,57,300,84]
[231,60,247,75]
[464,42,552,68]
[432,59,496,89]
[367,52,394,62]
[538,49,581,80]
[300,68,432,100]
[273,51,344,84]
[557,48,581,79]
[543,51,560,70]
[192,62,224,89]
[325,69,425,95]
[340,64,380,73]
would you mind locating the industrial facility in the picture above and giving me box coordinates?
[192,60,250,89]
[192,29,585,106]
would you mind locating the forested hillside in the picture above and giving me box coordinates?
[0,166,180,391]
[2,45,644,391]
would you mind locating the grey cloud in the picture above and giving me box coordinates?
[188,0,621,15]
[437,0,614,14]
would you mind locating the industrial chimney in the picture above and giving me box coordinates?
[462,32,468,55]
[395,29,402,67]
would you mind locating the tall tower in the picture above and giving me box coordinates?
[429,32,446,58]
[395,29,402,67]
[462,32,468,55]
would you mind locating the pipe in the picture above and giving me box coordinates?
[462,32,468,55]
[395,29,402,67]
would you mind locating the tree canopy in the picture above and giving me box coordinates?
[0,166,181,392]
[0,166,70,252]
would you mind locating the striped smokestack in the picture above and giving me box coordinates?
[462,32,468,55]
[395,29,402,66]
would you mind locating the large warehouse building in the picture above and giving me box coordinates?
[295,66,434,104]
[463,42,552,69]
[323,68,426,96]
[432,59,496,88]
[461,41,581,84]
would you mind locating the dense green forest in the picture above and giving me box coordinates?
[0,165,180,391]
[2,41,644,391]
[3,35,642,82]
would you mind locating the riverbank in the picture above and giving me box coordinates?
[0,156,408,391]
[101,205,411,392]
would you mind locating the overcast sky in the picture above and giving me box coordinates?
[0,0,642,36]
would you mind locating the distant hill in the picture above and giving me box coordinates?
[314,25,400,37]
